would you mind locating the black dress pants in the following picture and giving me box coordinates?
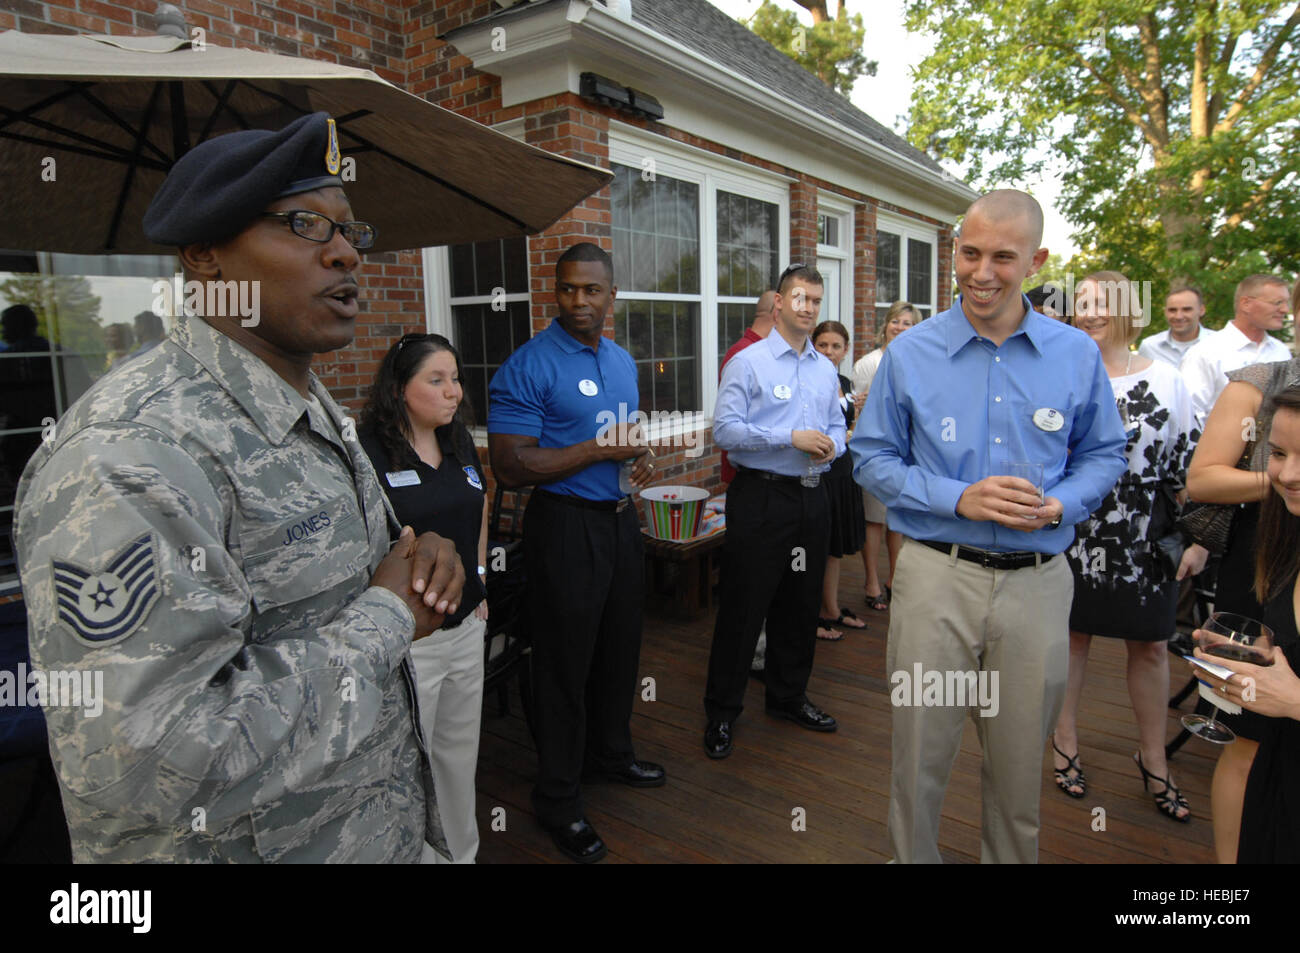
[705,471,829,722]
[523,490,644,827]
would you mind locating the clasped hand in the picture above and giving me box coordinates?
[370,526,467,639]
[792,429,836,464]
[957,475,1062,532]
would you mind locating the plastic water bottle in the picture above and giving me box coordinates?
[619,458,636,496]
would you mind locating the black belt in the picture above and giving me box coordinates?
[919,539,1054,571]
[735,466,819,488]
[535,488,630,512]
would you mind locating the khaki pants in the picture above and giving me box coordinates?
[887,538,1072,864]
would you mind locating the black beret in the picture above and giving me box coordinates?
[143,111,345,246]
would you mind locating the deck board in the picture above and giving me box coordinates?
[473,552,1218,864]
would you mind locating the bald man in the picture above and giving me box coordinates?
[850,189,1126,863]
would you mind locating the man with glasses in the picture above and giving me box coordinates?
[1181,274,1292,427]
[703,264,846,759]
[14,112,465,863]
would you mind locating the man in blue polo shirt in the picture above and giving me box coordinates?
[488,242,662,864]
[851,190,1126,864]
[703,264,846,759]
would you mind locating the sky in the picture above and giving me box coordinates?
[706,0,1079,258]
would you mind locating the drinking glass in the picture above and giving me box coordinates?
[1182,612,1275,745]
[1009,462,1044,504]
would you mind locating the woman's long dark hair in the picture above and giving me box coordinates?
[1255,386,1300,603]
[361,332,477,473]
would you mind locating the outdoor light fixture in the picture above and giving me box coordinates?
[580,72,663,122]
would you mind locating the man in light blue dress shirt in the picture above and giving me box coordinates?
[851,190,1126,863]
[703,265,847,759]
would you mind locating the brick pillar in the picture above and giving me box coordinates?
[523,97,612,334]
[854,201,877,359]
[937,225,955,313]
[789,179,818,271]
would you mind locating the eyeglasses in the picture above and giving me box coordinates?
[261,210,376,250]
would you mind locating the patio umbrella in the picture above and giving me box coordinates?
[0,30,611,254]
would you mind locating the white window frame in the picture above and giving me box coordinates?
[874,210,939,322]
[816,191,855,355]
[609,124,790,441]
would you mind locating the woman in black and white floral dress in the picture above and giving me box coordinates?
[1049,272,1208,822]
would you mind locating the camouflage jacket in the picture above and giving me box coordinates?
[14,316,448,862]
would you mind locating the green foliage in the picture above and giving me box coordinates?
[906,0,1300,338]
[744,2,878,95]
[0,273,106,363]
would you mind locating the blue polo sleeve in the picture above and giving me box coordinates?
[487,346,548,438]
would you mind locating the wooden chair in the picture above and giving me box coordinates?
[482,485,533,739]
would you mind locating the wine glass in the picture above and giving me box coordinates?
[1182,612,1275,744]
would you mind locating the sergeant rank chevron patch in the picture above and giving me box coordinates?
[52,534,161,645]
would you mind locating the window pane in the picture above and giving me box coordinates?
[502,237,528,292]
[876,231,900,304]
[717,302,750,371]
[907,238,933,306]
[610,164,699,294]
[616,299,699,413]
[450,243,475,298]
[454,300,532,425]
[717,191,778,298]
[473,240,503,297]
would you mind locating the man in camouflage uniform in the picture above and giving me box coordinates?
[14,112,464,862]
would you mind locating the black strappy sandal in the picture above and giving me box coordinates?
[1135,751,1190,823]
[1051,736,1087,799]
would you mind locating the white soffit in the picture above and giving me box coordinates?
[447,0,973,222]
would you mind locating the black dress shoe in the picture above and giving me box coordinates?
[765,699,837,732]
[543,817,607,864]
[704,720,733,759]
[598,760,666,787]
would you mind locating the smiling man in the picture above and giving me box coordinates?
[1138,284,1214,369]
[850,190,1126,863]
[488,242,661,864]
[14,113,465,863]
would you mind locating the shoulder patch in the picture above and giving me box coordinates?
[51,534,161,646]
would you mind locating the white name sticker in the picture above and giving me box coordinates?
[386,470,421,487]
[578,379,599,397]
[1033,408,1064,432]
[773,384,793,400]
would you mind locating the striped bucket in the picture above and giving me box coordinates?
[640,486,709,541]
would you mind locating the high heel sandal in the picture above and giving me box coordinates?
[1134,751,1190,823]
[1051,736,1086,799]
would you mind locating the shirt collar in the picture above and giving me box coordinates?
[172,316,316,446]
[944,295,1046,357]
[763,327,816,360]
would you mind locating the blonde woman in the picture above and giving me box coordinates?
[850,301,916,610]
[1050,272,1207,820]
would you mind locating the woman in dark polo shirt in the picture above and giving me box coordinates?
[360,332,488,864]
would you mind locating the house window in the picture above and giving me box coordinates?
[818,213,839,248]
[610,164,702,415]
[0,252,176,590]
[448,237,531,427]
[875,220,937,328]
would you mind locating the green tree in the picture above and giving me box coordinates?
[744,1,878,95]
[905,1,1300,326]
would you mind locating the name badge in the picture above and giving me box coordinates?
[386,470,420,487]
[773,384,793,400]
[1033,408,1064,432]
[578,379,599,397]
[464,466,483,491]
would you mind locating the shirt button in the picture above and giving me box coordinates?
[995,396,1002,402]
[995,437,1002,444]
[994,356,1001,363]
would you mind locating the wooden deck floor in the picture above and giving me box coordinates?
[473,554,1219,864]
